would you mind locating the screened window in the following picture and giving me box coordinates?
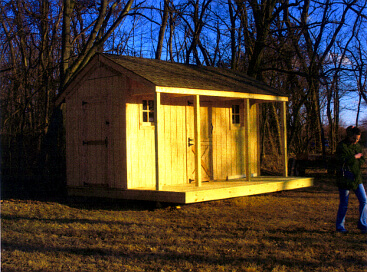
[142,100,154,123]
[232,105,240,124]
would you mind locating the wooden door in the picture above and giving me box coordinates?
[186,101,213,182]
[80,98,109,186]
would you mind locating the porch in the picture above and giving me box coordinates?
[68,176,313,204]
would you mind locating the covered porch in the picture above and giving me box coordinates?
[68,176,313,204]
[153,88,291,191]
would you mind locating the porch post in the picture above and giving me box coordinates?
[244,99,251,181]
[281,101,288,177]
[155,91,163,190]
[194,95,202,187]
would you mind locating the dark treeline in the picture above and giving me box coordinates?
[1,0,367,196]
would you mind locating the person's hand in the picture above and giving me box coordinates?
[355,153,363,159]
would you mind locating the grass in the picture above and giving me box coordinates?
[1,170,367,272]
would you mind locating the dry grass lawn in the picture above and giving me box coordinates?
[1,170,367,271]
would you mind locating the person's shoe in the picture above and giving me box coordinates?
[361,229,367,234]
[336,229,348,234]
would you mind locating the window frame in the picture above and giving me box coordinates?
[231,104,241,125]
[140,99,155,128]
[230,102,244,130]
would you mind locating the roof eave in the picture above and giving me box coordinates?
[156,86,288,102]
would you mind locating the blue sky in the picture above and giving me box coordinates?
[340,93,366,126]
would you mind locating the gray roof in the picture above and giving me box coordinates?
[102,53,286,97]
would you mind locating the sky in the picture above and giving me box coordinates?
[340,94,366,126]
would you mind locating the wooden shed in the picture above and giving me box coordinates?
[56,53,312,203]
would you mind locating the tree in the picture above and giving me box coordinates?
[1,0,63,194]
[349,35,367,126]
[156,0,170,59]
[60,0,135,90]
[175,0,213,65]
[1,0,136,195]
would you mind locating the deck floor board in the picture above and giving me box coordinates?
[68,176,313,204]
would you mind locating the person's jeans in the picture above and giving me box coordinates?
[336,183,367,232]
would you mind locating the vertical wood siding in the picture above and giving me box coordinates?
[161,97,187,186]
[126,96,156,188]
[126,95,188,189]
[211,100,258,180]
[66,66,260,190]
[186,99,258,182]
[65,92,80,187]
[109,75,128,189]
[249,103,259,176]
[212,101,244,180]
[66,66,129,188]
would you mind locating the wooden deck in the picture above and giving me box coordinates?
[68,176,313,204]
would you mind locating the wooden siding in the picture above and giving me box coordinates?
[212,102,241,180]
[80,97,109,186]
[126,96,260,189]
[211,100,258,181]
[126,96,156,188]
[249,103,260,176]
[65,65,129,189]
[161,97,188,186]
[126,95,188,189]
[65,91,80,187]
[109,75,128,189]
[65,67,260,190]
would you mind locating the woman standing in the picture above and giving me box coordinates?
[335,126,366,234]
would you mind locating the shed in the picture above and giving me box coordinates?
[56,53,312,203]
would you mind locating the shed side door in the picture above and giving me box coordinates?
[186,101,213,182]
[80,98,109,186]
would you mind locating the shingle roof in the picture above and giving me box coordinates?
[102,53,286,97]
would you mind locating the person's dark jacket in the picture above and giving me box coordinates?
[336,139,365,190]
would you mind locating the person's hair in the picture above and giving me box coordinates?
[346,126,361,137]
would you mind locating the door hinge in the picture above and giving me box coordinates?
[83,137,108,147]
[188,137,194,147]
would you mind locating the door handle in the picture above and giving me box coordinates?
[188,138,194,147]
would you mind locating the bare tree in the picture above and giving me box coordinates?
[1,0,137,194]
[176,0,213,65]
[349,36,367,126]
[156,0,170,59]
[60,0,135,90]
[1,0,64,191]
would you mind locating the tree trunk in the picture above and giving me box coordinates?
[156,0,169,60]
[228,0,237,69]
